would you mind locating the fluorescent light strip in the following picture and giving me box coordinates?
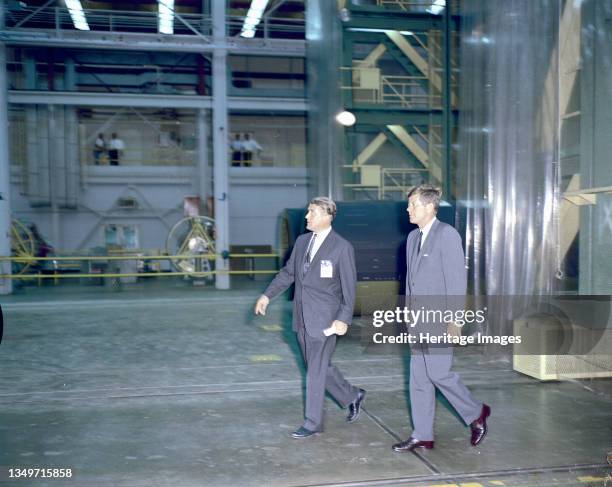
[64,0,89,31]
[427,0,446,15]
[158,0,175,35]
[240,0,269,38]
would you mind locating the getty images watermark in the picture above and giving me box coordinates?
[370,305,521,346]
[358,295,612,355]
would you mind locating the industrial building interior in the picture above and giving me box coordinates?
[0,0,611,486]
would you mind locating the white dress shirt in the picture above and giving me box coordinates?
[243,138,262,152]
[309,225,332,261]
[109,138,125,151]
[419,217,437,247]
[230,139,243,151]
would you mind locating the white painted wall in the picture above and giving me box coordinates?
[10,166,307,252]
[228,167,308,248]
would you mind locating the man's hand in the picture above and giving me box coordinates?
[323,320,349,336]
[254,295,270,315]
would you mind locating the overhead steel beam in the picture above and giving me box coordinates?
[350,107,453,126]
[344,16,443,32]
[228,97,307,111]
[8,91,307,111]
[0,30,306,56]
[344,5,459,29]
[8,90,212,108]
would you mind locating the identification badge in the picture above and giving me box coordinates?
[320,260,333,278]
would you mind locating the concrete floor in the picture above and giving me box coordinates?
[0,279,611,487]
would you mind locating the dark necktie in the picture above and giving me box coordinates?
[307,233,317,262]
[303,233,317,274]
[417,231,423,254]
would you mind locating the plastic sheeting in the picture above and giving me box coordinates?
[456,1,612,385]
[457,0,560,298]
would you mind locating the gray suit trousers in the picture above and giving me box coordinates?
[297,328,359,431]
[409,345,482,441]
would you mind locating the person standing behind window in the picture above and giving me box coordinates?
[93,133,106,165]
[230,133,243,167]
[109,133,125,166]
[242,133,262,167]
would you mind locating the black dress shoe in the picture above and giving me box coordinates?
[346,389,366,423]
[290,426,319,439]
[470,403,491,446]
[392,437,434,452]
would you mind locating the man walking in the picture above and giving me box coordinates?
[254,197,366,438]
[392,184,490,452]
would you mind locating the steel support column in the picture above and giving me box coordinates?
[442,2,452,200]
[48,104,61,248]
[25,106,38,201]
[65,107,78,208]
[212,1,229,289]
[197,108,211,210]
[0,1,11,294]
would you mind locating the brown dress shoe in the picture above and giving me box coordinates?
[470,403,491,446]
[392,437,434,452]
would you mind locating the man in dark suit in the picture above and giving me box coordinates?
[392,184,491,452]
[254,197,366,439]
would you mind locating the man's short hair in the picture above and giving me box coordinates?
[309,196,337,220]
[407,184,442,211]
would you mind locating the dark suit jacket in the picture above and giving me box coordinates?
[264,229,357,338]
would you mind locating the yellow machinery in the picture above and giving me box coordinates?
[10,219,37,275]
[166,216,216,279]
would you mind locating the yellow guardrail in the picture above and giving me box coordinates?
[0,254,278,261]
[0,253,280,279]
[1,270,279,280]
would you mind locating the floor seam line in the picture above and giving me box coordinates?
[362,407,442,475]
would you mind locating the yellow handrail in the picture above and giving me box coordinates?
[0,253,280,262]
[0,270,279,279]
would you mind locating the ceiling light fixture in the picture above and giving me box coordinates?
[240,0,270,38]
[158,0,175,35]
[64,0,89,31]
[335,111,356,127]
[427,0,446,15]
